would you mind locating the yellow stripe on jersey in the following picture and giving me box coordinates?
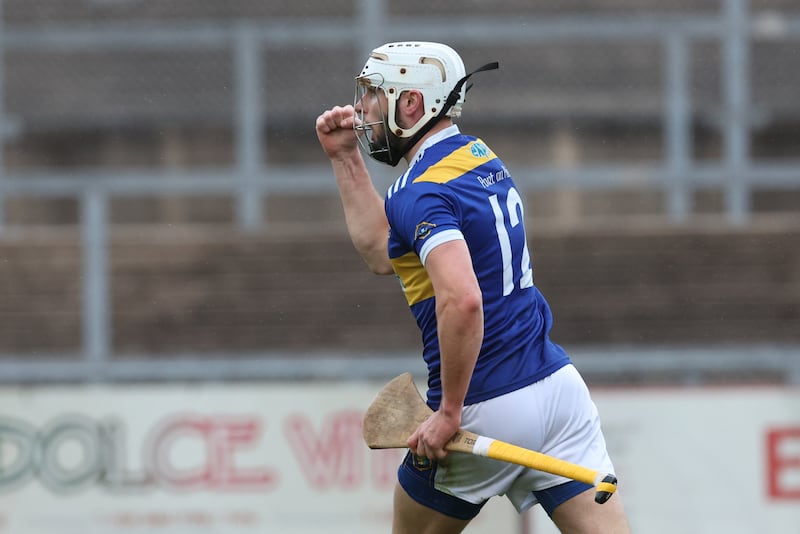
[412,139,496,185]
[391,251,435,306]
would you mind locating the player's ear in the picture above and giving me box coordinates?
[399,90,425,117]
[394,90,425,131]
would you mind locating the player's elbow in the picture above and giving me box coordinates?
[460,290,484,318]
[363,255,394,275]
[352,238,392,275]
[367,262,394,276]
[440,287,483,319]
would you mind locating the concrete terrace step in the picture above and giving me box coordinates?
[0,223,795,356]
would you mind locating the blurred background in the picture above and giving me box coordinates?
[0,0,798,533]
[0,0,797,384]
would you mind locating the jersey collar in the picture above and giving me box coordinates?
[409,125,461,169]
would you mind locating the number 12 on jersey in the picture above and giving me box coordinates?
[488,188,534,296]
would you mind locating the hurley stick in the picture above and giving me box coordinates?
[362,373,618,504]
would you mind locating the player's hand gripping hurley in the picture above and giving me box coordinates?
[362,373,618,504]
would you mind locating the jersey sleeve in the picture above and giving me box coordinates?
[387,183,465,266]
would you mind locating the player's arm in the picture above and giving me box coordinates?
[330,152,392,275]
[315,105,393,275]
[407,239,484,460]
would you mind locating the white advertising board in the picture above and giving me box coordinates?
[528,387,800,534]
[0,382,798,534]
[0,381,515,534]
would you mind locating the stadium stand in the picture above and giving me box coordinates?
[0,0,798,380]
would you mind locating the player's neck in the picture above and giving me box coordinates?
[403,119,454,164]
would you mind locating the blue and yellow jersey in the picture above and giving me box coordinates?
[384,126,570,410]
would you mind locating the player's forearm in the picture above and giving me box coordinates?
[330,153,392,274]
[436,291,484,419]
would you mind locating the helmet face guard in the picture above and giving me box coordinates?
[353,75,414,166]
[353,42,498,167]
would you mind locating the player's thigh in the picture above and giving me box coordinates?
[393,482,472,534]
[549,486,630,534]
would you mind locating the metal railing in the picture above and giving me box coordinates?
[0,0,798,383]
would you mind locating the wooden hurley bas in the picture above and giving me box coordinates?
[362,373,618,504]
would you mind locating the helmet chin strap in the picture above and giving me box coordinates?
[367,132,413,167]
[371,61,500,167]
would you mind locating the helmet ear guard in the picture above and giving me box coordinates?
[353,42,498,166]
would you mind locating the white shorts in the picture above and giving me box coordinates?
[400,364,614,516]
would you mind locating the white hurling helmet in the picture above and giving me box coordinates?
[354,41,498,166]
[357,42,468,139]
